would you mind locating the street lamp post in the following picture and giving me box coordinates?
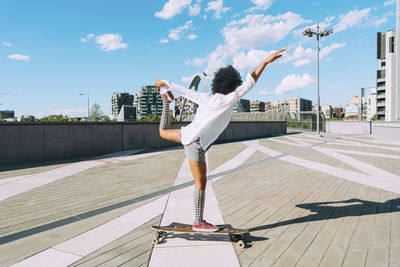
[303,22,333,136]
[80,93,90,121]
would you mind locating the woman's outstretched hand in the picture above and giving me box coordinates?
[155,79,169,89]
[265,48,286,64]
[251,48,286,82]
[155,79,174,103]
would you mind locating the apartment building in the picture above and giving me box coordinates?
[250,100,265,112]
[134,86,163,120]
[233,99,250,113]
[377,30,399,121]
[111,93,134,115]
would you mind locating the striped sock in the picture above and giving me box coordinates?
[194,189,205,224]
[159,99,171,130]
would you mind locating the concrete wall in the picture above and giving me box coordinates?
[0,121,286,166]
[325,121,372,135]
[373,122,400,141]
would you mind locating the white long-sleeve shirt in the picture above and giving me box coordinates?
[162,71,256,150]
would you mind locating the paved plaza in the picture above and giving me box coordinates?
[0,132,400,267]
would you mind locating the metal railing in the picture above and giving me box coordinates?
[184,111,325,132]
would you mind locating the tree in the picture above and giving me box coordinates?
[40,114,70,122]
[89,103,104,121]
[27,115,36,121]
[371,114,377,121]
[141,113,159,122]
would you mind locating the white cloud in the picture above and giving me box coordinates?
[81,33,95,42]
[320,42,346,58]
[189,4,201,16]
[155,0,192,19]
[198,12,307,74]
[169,20,193,40]
[185,57,206,66]
[281,46,315,66]
[8,54,30,61]
[223,12,308,50]
[205,0,230,19]
[204,44,237,74]
[2,42,12,47]
[232,49,273,70]
[371,11,395,27]
[335,8,371,33]
[248,0,274,12]
[282,42,346,66]
[331,83,340,90]
[159,39,170,43]
[312,2,320,6]
[275,73,315,95]
[384,0,395,6]
[94,34,128,51]
[187,33,198,40]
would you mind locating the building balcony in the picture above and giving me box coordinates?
[376,111,385,115]
[376,94,385,99]
[376,78,385,83]
[376,85,386,91]
[377,102,386,107]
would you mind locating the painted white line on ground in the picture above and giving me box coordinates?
[0,149,164,202]
[327,148,400,159]
[284,135,311,146]
[329,140,400,152]
[268,138,308,148]
[339,135,400,146]
[212,140,259,182]
[11,248,82,267]
[11,195,169,267]
[258,145,400,195]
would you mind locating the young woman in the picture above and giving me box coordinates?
[155,48,285,232]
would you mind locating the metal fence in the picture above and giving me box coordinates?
[184,111,288,122]
[286,112,325,132]
[231,112,288,121]
[184,111,325,132]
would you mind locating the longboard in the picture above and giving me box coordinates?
[152,222,249,249]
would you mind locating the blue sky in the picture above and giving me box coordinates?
[0,0,396,118]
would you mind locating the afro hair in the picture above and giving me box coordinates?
[211,65,243,95]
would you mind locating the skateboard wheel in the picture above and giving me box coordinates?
[152,237,160,245]
[237,240,245,249]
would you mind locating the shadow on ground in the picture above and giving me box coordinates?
[250,197,400,233]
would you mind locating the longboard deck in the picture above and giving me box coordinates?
[152,222,248,235]
[152,222,249,248]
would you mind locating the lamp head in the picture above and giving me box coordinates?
[303,29,315,38]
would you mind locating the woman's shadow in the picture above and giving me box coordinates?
[250,197,400,233]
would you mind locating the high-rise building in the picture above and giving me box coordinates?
[175,96,197,118]
[285,97,312,113]
[266,102,289,112]
[377,30,399,121]
[112,93,134,115]
[250,101,265,112]
[233,99,250,112]
[0,110,15,119]
[134,86,163,120]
